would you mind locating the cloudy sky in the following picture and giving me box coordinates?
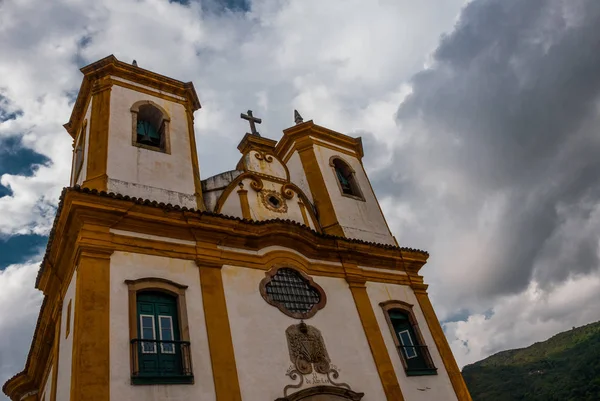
[2,0,600,394]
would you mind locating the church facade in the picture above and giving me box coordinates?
[3,55,471,401]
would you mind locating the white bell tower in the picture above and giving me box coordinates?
[64,55,204,209]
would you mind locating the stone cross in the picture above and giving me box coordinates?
[240,110,262,137]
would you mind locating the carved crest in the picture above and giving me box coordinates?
[286,322,331,375]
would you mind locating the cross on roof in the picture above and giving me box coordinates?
[240,110,262,137]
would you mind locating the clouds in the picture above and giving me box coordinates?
[3,0,600,392]
[0,263,43,387]
[365,0,600,365]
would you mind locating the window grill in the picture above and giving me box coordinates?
[265,268,321,314]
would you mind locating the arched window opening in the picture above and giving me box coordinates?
[381,302,437,376]
[331,158,363,200]
[125,278,193,384]
[136,104,166,148]
[130,101,171,153]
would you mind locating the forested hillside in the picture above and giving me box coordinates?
[462,321,600,400]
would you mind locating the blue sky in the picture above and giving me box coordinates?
[3,0,600,398]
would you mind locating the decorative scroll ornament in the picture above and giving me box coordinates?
[254,150,274,163]
[249,175,264,191]
[260,190,288,213]
[281,183,295,200]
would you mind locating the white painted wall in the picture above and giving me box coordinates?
[105,83,196,208]
[366,282,458,401]
[109,251,215,401]
[39,365,53,401]
[55,270,76,401]
[221,263,387,401]
[313,145,395,245]
[73,100,92,187]
[286,151,313,203]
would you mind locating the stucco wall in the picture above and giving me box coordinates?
[39,366,52,401]
[366,282,458,401]
[313,144,395,245]
[242,150,288,180]
[109,251,215,401]
[55,270,76,401]
[286,151,313,203]
[105,83,196,208]
[221,263,387,401]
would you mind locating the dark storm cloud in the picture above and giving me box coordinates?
[372,0,600,297]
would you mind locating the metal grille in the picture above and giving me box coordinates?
[265,268,321,314]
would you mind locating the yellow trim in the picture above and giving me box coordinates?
[111,78,188,107]
[49,299,61,401]
[65,300,71,339]
[298,200,310,227]
[82,79,111,191]
[186,108,205,210]
[197,262,242,401]
[296,139,344,236]
[276,120,364,162]
[70,247,112,401]
[237,187,251,219]
[414,288,472,401]
[281,138,360,164]
[347,279,405,401]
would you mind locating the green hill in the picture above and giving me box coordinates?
[462,321,600,401]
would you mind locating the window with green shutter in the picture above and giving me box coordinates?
[131,291,193,384]
[381,302,438,377]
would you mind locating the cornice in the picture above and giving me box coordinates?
[64,55,201,138]
[275,120,365,161]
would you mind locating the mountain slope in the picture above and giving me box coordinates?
[462,321,600,401]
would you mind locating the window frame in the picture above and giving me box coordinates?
[380,300,437,376]
[329,156,365,201]
[125,277,192,384]
[259,265,327,319]
[130,100,172,154]
[139,314,157,354]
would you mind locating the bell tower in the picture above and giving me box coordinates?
[64,55,204,209]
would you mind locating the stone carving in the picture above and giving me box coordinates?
[286,322,330,375]
[283,322,353,398]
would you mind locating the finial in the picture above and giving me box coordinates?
[132,60,138,67]
[294,109,304,125]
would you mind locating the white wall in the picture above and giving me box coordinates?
[366,282,458,401]
[105,83,196,208]
[55,270,77,401]
[313,144,395,245]
[39,365,53,401]
[242,150,287,180]
[286,151,313,203]
[109,251,215,401]
[221,263,387,401]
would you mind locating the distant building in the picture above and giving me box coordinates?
[3,55,471,401]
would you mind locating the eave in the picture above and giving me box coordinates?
[63,55,201,138]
